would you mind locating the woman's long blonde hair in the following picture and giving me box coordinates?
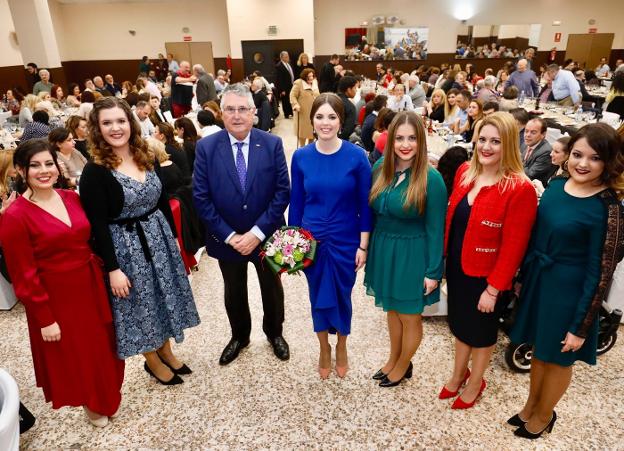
[21,94,39,112]
[461,112,528,192]
[369,111,429,214]
[444,88,459,119]
[0,150,15,196]
[430,88,446,109]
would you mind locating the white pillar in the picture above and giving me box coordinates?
[8,0,62,68]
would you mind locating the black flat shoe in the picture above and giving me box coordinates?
[372,369,387,380]
[268,336,290,361]
[157,352,192,375]
[379,362,413,387]
[143,362,184,385]
[219,338,250,365]
[19,402,36,434]
[514,411,557,439]
[507,413,527,427]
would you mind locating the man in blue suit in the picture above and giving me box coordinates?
[193,84,291,365]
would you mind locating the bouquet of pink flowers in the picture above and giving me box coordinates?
[260,226,317,275]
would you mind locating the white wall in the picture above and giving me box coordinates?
[226,0,315,59]
[498,25,531,39]
[52,0,231,60]
[0,0,23,66]
[314,0,624,54]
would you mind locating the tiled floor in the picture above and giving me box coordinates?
[2,116,623,450]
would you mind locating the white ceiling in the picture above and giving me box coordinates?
[56,0,173,3]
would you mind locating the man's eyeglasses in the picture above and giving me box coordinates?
[223,106,253,115]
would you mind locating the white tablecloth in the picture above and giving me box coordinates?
[0,275,17,310]
[0,369,20,451]
[607,260,624,322]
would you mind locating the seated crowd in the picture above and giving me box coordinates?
[0,49,623,443]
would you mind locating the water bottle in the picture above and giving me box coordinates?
[576,105,583,122]
[519,90,525,106]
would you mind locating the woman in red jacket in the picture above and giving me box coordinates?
[439,112,537,409]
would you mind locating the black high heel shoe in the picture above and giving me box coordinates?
[379,362,413,387]
[372,369,387,380]
[144,362,184,385]
[514,411,557,439]
[157,352,193,375]
[507,413,528,427]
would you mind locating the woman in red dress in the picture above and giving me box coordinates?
[0,139,124,428]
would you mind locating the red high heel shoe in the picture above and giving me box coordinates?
[451,379,486,409]
[438,368,471,399]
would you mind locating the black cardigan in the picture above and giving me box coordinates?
[79,160,177,272]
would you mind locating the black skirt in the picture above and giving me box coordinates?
[446,196,506,347]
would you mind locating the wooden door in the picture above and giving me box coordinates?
[241,39,304,83]
[588,33,614,70]
[242,41,275,81]
[189,42,215,76]
[565,34,593,67]
[565,34,614,69]
[165,42,191,67]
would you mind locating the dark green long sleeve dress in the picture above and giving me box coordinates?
[364,162,448,314]
[510,178,607,366]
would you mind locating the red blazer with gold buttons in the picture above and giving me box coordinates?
[444,162,538,291]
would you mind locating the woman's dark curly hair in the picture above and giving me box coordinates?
[174,117,198,143]
[87,96,153,170]
[611,72,624,93]
[13,139,69,197]
[568,122,624,200]
[437,145,469,196]
[155,122,180,149]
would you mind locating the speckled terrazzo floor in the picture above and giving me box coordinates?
[2,117,624,450]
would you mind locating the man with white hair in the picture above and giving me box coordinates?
[32,69,53,95]
[505,59,539,97]
[407,75,426,108]
[250,77,271,131]
[193,83,290,366]
[104,74,122,96]
[275,51,294,118]
[214,69,228,95]
[171,60,195,117]
[476,75,499,104]
[93,76,113,96]
[194,64,217,105]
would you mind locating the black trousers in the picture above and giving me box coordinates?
[280,91,293,117]
[218,258,284,341]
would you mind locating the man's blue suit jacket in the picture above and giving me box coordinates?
[192,128,290,262]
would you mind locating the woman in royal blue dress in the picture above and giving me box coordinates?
[289,93,373,379]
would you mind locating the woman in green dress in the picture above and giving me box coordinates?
[509,123,624,439]
[365,111,447,387]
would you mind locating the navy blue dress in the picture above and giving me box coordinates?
[288,141,373,335]
[109,170,200,358]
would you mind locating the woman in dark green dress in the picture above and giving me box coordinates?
[365,112,447,387]
[509,123,624,439]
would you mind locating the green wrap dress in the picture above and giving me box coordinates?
[510,178,607,366]
[364,162,448,314]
